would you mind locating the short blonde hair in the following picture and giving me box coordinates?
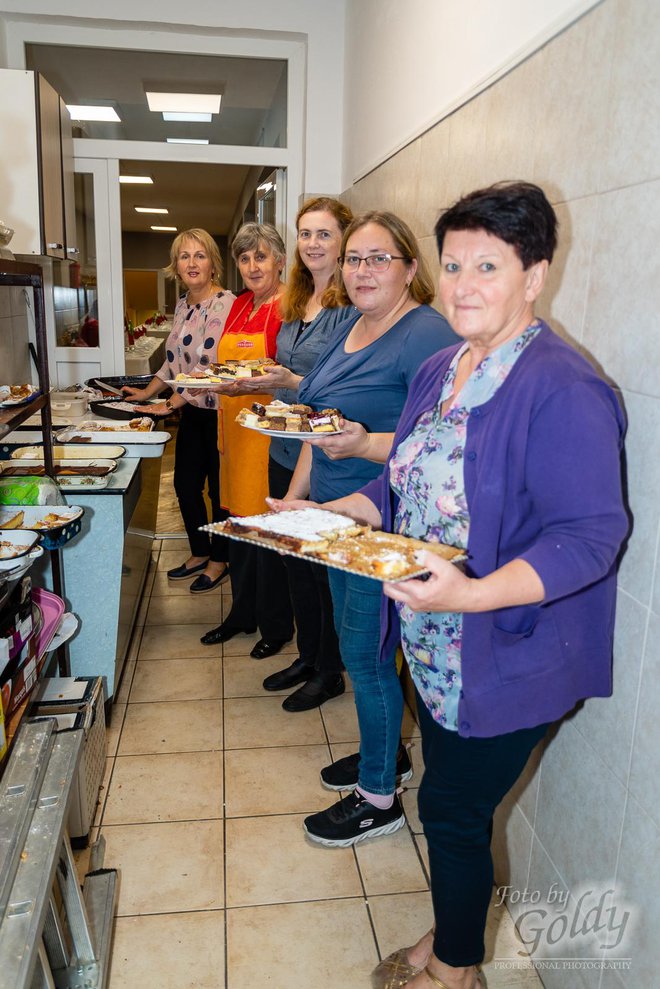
[231,222,286,265]
[163,228,223,284]
[334,211,435,307]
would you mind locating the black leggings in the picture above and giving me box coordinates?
[416,693,548,967]
[173,403,228,562]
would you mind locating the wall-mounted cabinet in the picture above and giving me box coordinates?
[0,69,77,261]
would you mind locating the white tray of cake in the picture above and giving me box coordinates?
[202,509,465,582]
[166,358,279,385]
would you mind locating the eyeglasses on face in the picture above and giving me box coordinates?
[338,253,410,272]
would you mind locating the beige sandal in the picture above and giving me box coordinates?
[423,964,486,989]
[371,947,422,988]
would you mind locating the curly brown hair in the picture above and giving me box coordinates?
[279,197,353,323]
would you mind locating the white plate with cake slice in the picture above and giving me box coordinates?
[239,422,344,439]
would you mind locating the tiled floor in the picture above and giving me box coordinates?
[76,456,544,987]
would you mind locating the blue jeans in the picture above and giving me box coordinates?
[327,569,403,795]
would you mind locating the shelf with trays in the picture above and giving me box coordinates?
[0,259,73,756]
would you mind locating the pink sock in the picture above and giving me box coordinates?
[356,786,394,810]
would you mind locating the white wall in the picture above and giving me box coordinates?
[343,0,601,183]
[0,0,347,196]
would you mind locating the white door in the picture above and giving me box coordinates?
[51,157,124,386]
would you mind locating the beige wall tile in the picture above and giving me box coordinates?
[582,182,660,397]
[540,196,599,347]
[601,0,660,190]
[533,0,615,200]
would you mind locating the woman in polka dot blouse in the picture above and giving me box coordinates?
[126,228,235,592]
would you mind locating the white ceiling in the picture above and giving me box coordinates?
[26,43,286,235]
[119,159,258,234]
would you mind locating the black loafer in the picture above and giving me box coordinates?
[200,623,256,645]
[167,560,208,580]
[263,657,315,692]
[190,566,229,593]
[250,637,291,660]
[282,672,345,712]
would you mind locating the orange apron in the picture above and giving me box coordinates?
[218,294,281,516]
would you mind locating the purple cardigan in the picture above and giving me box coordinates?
[361,323,628,737]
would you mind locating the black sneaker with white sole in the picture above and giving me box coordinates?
[320,743,413,791]
[304,791,405,847]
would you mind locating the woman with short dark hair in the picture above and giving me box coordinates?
[272,183,627,989]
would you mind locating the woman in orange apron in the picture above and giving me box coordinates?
[202,223,294,656]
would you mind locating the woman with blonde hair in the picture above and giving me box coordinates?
[126,227,235,591]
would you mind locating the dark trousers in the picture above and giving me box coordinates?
[267,457,343,673]
[173,403,229,562]
[225,539,295,641]
[416,693,548,967]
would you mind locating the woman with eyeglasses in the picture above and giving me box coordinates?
[268,211,458,847]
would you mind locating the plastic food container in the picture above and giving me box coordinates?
[51,392,89,416]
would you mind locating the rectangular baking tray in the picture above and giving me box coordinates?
[55,426,171,456]
[0,459,117,476]
[200,523,466,583]
[10,444,126,460]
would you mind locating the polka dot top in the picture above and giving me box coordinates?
[156,289,236,409]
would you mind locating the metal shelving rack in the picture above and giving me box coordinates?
[0,719,117,989]
[0,258,68,679]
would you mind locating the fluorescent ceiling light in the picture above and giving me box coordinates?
[166,137,209,145]
[66,104,120,122]
[135,206,169,214]
[151,225,177,232]
[146,92,221,114]
[119,175,153,185]
[162,111,212,123]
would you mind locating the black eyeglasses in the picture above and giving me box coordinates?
[338,253,410,272]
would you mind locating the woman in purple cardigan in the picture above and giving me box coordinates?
[270,183,628,989]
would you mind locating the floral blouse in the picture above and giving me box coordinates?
[156,290,235,410]
[390,323,541,730]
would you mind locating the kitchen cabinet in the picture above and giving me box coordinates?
[0,69,77,261]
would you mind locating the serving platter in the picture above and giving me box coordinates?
[201,518,465,583]
[0,384,41,407]
[0,505,83,532]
